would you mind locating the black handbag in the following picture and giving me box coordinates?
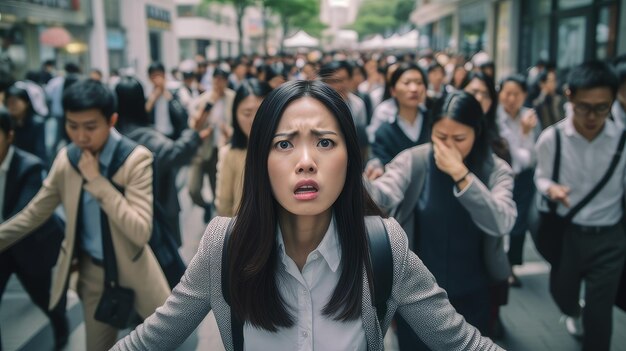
[93,207,135,328]
[535,129,626,266]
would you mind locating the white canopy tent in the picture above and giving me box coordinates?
[358,34,385,51]
[383,30,419,50]
[283,31,320,49]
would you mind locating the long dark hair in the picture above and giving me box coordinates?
[431,91,493,182]
[114,76,152,133]
[461,72,499,144]
[230,78,272,150]
[228,80,382,331]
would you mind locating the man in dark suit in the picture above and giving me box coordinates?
[0,109,67,350]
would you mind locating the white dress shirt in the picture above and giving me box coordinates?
[348,93,368,128]
[612,100,626,131]
[396,112,424,143]
[0,146,15,222]
[534,115,626,226]
[243,217,367,351]
[496,105,540,174]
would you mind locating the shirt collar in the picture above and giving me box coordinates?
[98,128,122,172]
[276,215,341,273]
[0,146,15,174]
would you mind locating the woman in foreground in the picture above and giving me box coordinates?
[112,81,501,351]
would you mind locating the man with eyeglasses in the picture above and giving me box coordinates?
[534,60,625,351]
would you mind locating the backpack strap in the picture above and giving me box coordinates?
[365,216,393,324]
[221,218,243,351]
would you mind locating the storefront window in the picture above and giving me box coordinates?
[596,5,617,60]
[557,16,586,70]
[531,18,550,63]
[524,0,552,17]
[149,31,161,62]
[558,0,592,10]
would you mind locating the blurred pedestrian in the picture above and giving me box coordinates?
[0,109,68,350]
[145,62,188,140]
[115,76,213,247]
[0,79,171,351]
[111,80,503,351]
[534,61,625,351]
[5,81,48,164]
[188,68,235,222]
[497,75,541,287]
[532,69,565,129]
[215,78,271,217]
[611,56,626,129]
[370,63,430,167]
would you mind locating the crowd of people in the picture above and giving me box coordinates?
[0,48,625,351]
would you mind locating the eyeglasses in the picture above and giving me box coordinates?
[573,103,611,117]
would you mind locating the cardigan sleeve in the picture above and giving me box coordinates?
[365,147,415,213]
[215,146,236,217]
[385,218,503,351]
[111,217,221,350]
[453,156,517,236]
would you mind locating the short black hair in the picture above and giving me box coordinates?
[147,62,166,75]
[319,61,353,80]
[213,67,230,79]
[499,74,528,93]
[427,62,445,74]
[0,108,14,135]
[567,60,619,97]
[0,70,14,93]
[537,69,555,83]
[62,79,116,120]
[64,63,81,74]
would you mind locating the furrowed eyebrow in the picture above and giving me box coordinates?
[311,129,338,137]
[273,131,297,138]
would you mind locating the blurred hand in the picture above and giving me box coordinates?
[521,109,538,135]
[432,137,468,181]
[190,112,213,140]
[364,159,384,180]
[78,150,100,182]
[547,184,570,208]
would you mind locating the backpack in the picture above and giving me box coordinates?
[221,216,393,351]
[66,137,186,289]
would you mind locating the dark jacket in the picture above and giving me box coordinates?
[14,114,48,165]
[372,116,431,166]
[2,148,64,268]
[149,92,189,140]
[123,125,202,246]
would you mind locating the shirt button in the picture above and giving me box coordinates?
[311,253,319,260]
[302,331,309,338]
[302,289,308,295]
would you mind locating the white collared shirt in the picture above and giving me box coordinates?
[396,112,423,143]
[243,217,367,351]
[0,146,15,222]
[534,115,626,226]
[612,100,626,131]
[496,105,539,174]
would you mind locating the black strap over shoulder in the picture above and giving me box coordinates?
[565,130,626,220]
[548,129,626,220]
[221,216,392,351]
[364,216,393,324]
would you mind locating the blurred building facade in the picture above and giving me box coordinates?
[411,0,625,79]
[0,0,278,83]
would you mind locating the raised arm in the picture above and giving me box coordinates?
[454,157,517,236]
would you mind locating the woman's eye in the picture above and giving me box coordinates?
[454,138,466,142]
[275,140,292,150]
[317,139,334,148]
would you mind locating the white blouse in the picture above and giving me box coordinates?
[243,217,367,351]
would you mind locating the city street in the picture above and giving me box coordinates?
[2,174,625,351]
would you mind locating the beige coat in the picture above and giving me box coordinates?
[0,146,170,314]
[215,145,246,217]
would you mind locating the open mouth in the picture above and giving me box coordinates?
[294,181,319,200]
